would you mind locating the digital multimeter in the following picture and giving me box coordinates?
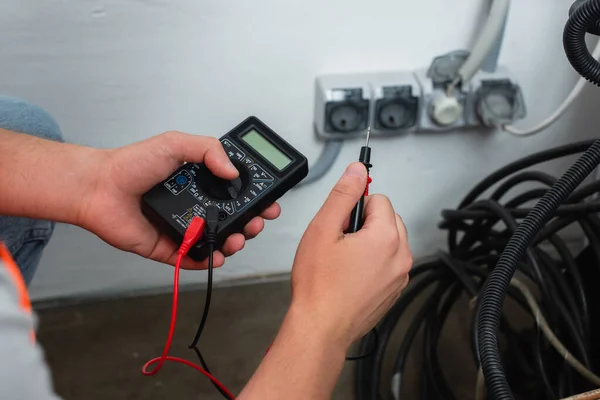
[141,116,308,261]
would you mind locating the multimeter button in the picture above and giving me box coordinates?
[165,170,192,195]
[243,157,254,166]
[234,195,253,211]
[234,151,245,162]
[252,181,272,194]
[249,165,274,181]
[188,186,206,203]
[233,199,244,212]
[204,199,221,209]
[247,188,259,199]
[221,139,246,162]
[175,175,188,185]
[222,202,235,215]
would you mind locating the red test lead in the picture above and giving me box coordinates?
[141,216,235,400]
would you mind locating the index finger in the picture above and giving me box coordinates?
[360,194,397,231]
[161,131,239,180]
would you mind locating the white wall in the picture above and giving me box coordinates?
[1,0,597,300]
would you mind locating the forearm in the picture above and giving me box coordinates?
[238,304,348,400]
[0,129,104,225]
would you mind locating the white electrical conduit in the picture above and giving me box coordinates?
[449,0,511,92]
[481,0,509,73]
[503,37,600,136]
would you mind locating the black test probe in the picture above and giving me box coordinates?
[344,126,378,361]
[346,127,372,233]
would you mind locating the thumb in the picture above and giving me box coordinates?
[315,162,367,231]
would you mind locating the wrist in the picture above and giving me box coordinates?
[0,129,108,226]
[70,146,110,228]
[283,300,352,354]
[237,300,348,400]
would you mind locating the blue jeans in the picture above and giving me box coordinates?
[0,95,63,285]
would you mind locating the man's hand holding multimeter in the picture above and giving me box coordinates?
[142,117,308,263]
[76,126,281,270]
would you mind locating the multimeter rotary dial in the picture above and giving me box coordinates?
[194,161,249,200]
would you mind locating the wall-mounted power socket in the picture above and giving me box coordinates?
[313,60,527,140]
[368,72,421,136]
[466,66,526,128]
[314,72,422,140]
[314,74,371,141]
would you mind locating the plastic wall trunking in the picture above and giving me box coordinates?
[313,65,526,140]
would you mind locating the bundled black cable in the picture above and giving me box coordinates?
[355,139,600,399]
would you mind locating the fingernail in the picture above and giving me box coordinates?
[344,163,366,178]
[226,161,237,172]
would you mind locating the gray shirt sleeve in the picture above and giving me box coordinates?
[0,258,62,400]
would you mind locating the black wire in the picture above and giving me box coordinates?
[547,234,590,342]
[390,282,451,398]
[458,140,596,207]
[188,243,215,349]
[192,346,233,400]
[423,283,461,400]
[441,201,600,220]
[355,268,448,400]
[490,170,557,201]
[187,242,228,399]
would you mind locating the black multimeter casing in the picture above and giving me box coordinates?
[141,116,308,262]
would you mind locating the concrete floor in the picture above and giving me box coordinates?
[35,279,477,400]
[35,280,357,400]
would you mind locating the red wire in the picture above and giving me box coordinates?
[141,229,235,399]
[148,356,235,397]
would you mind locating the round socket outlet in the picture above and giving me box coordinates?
[378,103,410,129]
[329,104,362,133]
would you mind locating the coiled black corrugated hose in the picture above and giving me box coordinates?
[477,140,600,400]
[565,0,600,85]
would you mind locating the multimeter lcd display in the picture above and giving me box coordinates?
[241,129,292,170]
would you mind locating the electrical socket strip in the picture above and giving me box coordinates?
[314,64,526,141]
